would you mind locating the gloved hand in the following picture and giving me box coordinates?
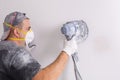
[61,21,78,56]
[63,37,78,56]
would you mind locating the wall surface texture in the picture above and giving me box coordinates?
[0,0,120,80]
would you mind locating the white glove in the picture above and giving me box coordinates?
[63,38,77,56]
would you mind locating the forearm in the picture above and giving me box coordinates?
[33,51,69,80]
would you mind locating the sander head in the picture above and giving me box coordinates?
[61,20,89,43]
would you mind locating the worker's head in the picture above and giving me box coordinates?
[1,11,34,47]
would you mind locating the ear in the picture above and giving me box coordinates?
[13,28,20,38]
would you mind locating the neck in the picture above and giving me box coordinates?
[7,38,26,47]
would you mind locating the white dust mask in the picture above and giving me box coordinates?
[25,29,34,47]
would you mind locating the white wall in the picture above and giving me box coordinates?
[0,0,120,80]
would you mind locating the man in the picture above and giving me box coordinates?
[0,11,77,80]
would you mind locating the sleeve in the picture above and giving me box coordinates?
[9,47,41,80]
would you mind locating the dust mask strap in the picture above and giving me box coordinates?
[3,22,26,41]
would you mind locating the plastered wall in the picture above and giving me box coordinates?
[0,0,120,80]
